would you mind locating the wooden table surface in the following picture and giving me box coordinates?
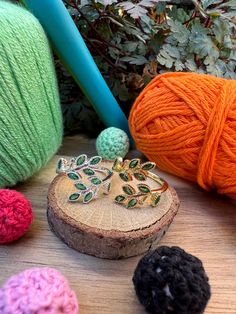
[1,135,236,314]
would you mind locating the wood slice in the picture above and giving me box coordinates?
[47,161,180,259]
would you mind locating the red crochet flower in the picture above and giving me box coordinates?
[0,189,33,244]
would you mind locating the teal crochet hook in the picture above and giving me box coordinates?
[21,0,131,139]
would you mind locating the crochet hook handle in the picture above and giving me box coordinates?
[21,0,131,139]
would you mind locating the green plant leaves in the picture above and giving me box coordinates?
[202,0,224,10]
[59,0,236,136]
[111,79,130,102]
[157,44,182,69]
[120,55,148,65]
[118,2,148,19]
[168,19,190,44]
[190,33,219,59]
[96,0,118,6]
[168,7,189,23]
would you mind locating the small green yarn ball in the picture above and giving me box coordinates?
[96,127,130,160]
[0,2,63,187]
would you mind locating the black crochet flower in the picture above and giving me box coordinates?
[133,246,211,314]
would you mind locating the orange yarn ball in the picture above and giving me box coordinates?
[129,72,236,199]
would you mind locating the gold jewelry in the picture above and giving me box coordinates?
[112,157,168,208]
[56,154,113,203]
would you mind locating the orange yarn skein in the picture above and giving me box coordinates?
[129,72,236,199]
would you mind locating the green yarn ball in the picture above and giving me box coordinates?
[96,127,130,160]
[0,2,63,187]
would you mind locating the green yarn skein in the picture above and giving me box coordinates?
[0,1,63,187]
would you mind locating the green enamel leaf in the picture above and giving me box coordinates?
[83,168,95,176]
[152,195,161,207]
[115,195,126,203]
[90,177,102,185]
[69,193,80,201]
[89,156,102,166]
[138,184,151,194]
[76,154,87,167]
[67,172,80,181]
[119,172,129,182]
[58,159,63,169]
[122,184,135,195]
[57,158,66,172]
[134,172,146,181]
[141,162,156,171]
[83,191,94,203]
[129,159,139,169]
[127,198,138,208]
[75,183,87,190]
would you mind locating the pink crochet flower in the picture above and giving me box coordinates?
[0,268,79,313]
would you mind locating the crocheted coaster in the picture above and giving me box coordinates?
[47,161,179,259]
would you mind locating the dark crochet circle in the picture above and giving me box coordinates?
[133,246,211,314]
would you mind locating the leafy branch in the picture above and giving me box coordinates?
[57,155,105,204]
[115,183,161,208]
[55,0,236,134]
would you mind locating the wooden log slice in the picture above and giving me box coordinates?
[47,161,180,259]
